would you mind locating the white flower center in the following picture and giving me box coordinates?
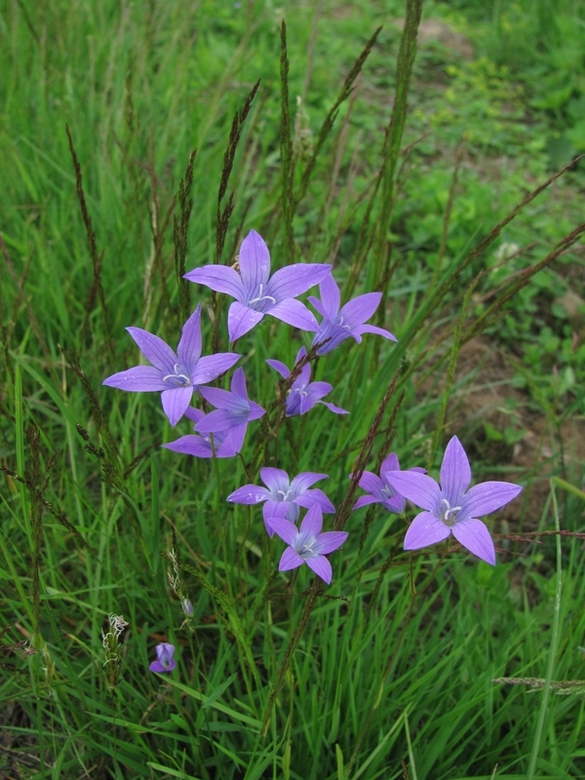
[248,283,277,308]
[441,498,462,527]
[276,488,293,502]
[162,363,191,387]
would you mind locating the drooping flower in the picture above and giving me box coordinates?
[353,453,426,513]
[266,347,349,417]
[162,407,236,458]
[149,642,176,673]
[227,468,335,535]
[194,367,265,454]
[184,230,331,342]
[269,505,348,584]
[306,274,397,355]
[386,436,523,565]
[102,305,240,426]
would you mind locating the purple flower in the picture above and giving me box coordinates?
[227,467,335,535]
[269,505,348,584]
[353,453,426,513]
[306,275,397,355]
[162,407,236,458]
[102,305,240,426]
[149,642,176,673]
[266,347,349,417]
[194,368,265,454]
[386,436,523,565]
[184,230,331,342]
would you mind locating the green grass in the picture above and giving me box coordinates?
[2,0,585,778]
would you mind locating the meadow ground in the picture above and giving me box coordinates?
[1,0,585,778]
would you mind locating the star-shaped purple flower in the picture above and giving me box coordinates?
[227,468,335,535]
[269,505,348,584]
[184,230,331,342]
[194,367,265,454]
[353,453,426,513]
[102,305,240,426]
[266,347,349,417]
[306,275,397,355]
[386,436,523,565]
[149,642,176,673]
[162,407,236,458]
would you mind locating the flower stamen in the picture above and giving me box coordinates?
[441,498,462,526]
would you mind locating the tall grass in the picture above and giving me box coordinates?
[1,1,585,778]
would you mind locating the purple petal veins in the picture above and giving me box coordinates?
[227,467,334,535]
[269,505,348,585]
[266,347,349,417]
[103,305,240,426]
[184,230,331,341]
[387,436,522,565]
[353,453,426,513]
[306,275,397,355]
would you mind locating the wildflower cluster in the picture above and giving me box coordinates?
[103,228,523,672]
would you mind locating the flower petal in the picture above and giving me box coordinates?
[353,495,379,510]
[195,408,234,432]
[299,393,315,415]
[382,495,407,514]
[270,516,300,546]
[161,386,194,426]
[227,485,271,504]
[184,407,204,424]
[191,353,240,386]
[268,299,320,332]
[300,504,323,536]
[103,366,167,392]
[177,305,202,371]
[307,295,327,318]
[197,386,235,410]
[238,230,271,294]
[260,467,290,492]
[295,489,335,513]
[266,358,290,379]
[354,324,398,342]
[279,546,304,572]
[267,263,331,301]
[460,481,523,521]
[126,327,177,374]
[319,401,350,415]
[225,422,247,453]
[452,518,496,565]
[184,264,244,299]
[380,453,400,473]
[440,436,472,502]
[358,471,385,498]
[263,502,290,536]
[403,511,451,550]
[305,381,333,402]
[216,436,238,458]
[247,401,266,421]
[339,292,382,328]
[316,274,341,318]
[162,435,212,458]
[228,302,265,342]
[315,531,348,554]
[313,325,351,355]
[305,555,332,584]
[231,367,248,398]
[385,472,442,513]
[290,472,329,493]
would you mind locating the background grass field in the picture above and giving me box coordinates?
[2,0,585,778]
